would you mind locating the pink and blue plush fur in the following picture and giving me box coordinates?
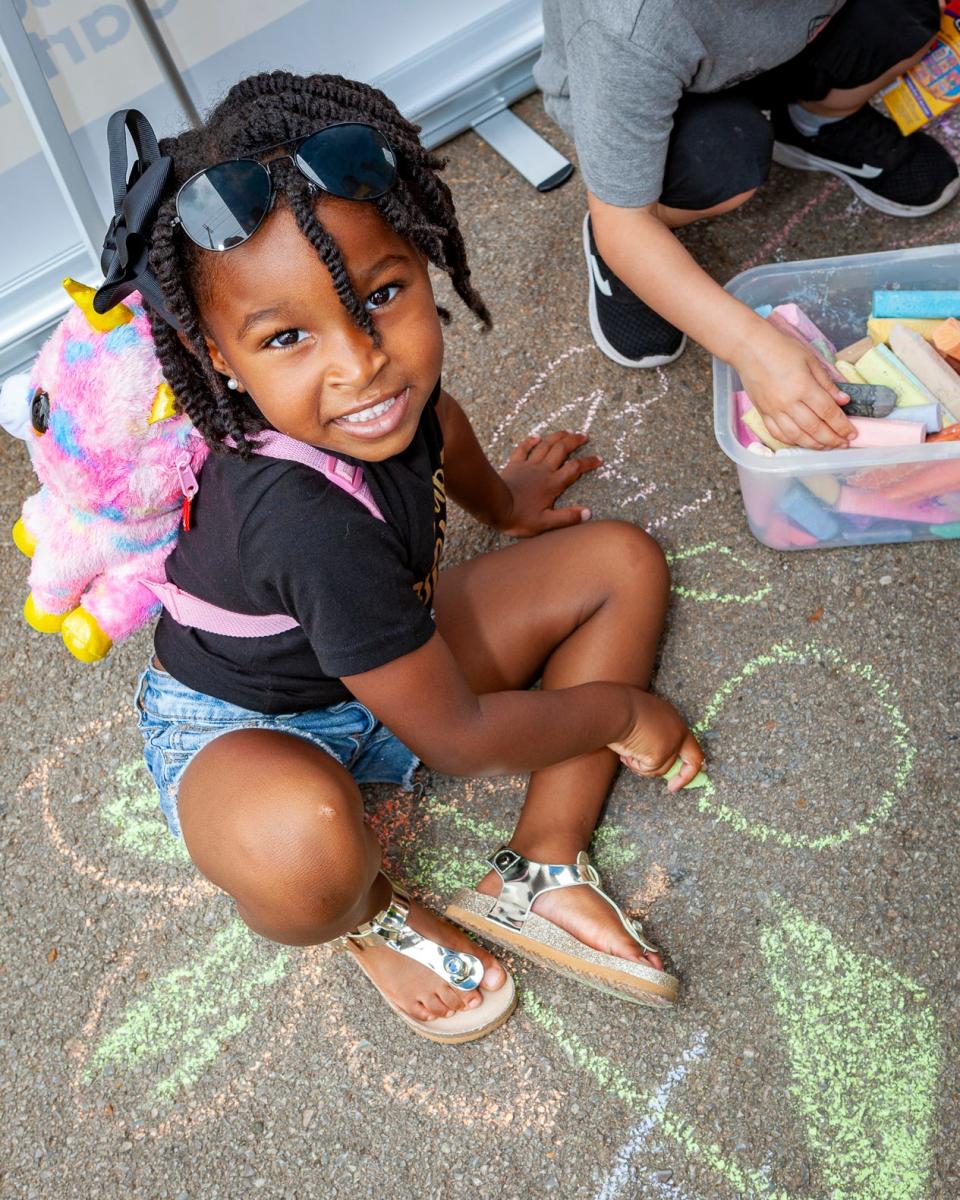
[2,288,207,657]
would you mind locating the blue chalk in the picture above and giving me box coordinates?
[885,401,941,433]
[754,304,774,318]
[873,290,960,318]
[841,523,914,544]
[780,482,841,541]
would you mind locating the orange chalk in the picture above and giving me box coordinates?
[881,458,960,503]
[927,423,960,442]
[932,317,960,360]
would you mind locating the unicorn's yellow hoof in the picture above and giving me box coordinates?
[24,592,66,633]
[61,608,112,662]
[12,518,36,557]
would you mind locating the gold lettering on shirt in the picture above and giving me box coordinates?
[413,458,446,606]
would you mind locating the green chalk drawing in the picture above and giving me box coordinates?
[760,899,939,1200]
[87,919,288,1102]
[689,642,915,850]
[525,989,799,1200]
[589,823,642,872]
[665,543,771,605]
[100,760,188,865]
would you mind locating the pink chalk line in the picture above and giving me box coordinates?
[739,179,841,272]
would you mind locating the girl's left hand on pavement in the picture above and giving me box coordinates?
[496,431,602,538]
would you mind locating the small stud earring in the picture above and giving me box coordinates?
[226,377,239,391]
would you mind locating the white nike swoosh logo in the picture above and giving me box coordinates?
[590,253,613,296]
[816,157,884,178]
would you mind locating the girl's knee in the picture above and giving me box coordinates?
[179,730,380,944]
[587,520,670,598]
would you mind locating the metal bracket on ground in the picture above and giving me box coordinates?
[472,108,573,192]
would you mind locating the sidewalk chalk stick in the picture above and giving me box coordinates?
[882,459,960,502]
[772,303,837,353]
[839,382,897,417]
[868,316,943,344]
[763,513,820,548]
[780,482,841,539]
[855,345,937,407]
[927,422,960,442]
[802,474,842,505]
[663,757,709,789]
[845,461,929,491]
[754,304,773,318]
[746,441,775,456]
[848,415,926,447]
[932,521,960,537]
[734,390,761,447]
[932,316,960,358]
[836,359,866,384]
[767,312,845,381]
[742,404,792,450]
[889,323,960,421]
[841,523,914,544]
[837,336,875,363]
[884,401,941,434]
[874,290,960,319]
[836,485,953,522]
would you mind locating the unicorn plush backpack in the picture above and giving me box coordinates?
[0,279,383,663]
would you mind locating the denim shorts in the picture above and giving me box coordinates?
[134,661,420,838]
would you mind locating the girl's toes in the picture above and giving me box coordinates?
[476,953,506,990]
[646,951,664,971]
[411,1001,434,1022]
[438,983,470,1012]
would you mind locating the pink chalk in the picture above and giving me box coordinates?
[763,514,820,549]
[766,312,846,383]
[772,304,837,354]
[734,390,761,447]
[847,415,926,447]
[835,486,953,523]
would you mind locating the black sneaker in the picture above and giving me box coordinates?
[582,214,686,368]
[771,103,960,218]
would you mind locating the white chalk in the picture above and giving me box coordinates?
[888,322,960,422]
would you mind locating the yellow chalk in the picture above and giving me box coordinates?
[867,316,943,345]
[803,475,842,506]
[835,360,865,385]
[854,345,934,408]
[742,405,791,451]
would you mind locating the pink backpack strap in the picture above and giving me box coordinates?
[144,580,299,637]
[249,431,384,522]
[153,431,384,638]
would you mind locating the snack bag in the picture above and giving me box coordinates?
[881,2,960,135]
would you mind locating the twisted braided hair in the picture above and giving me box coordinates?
[147,70,490,454]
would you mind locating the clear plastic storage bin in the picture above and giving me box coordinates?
[713,243,960,550]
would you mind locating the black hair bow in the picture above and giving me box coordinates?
[93,109,181,329]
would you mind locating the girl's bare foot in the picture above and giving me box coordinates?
[345,897,508,1022]
[475,863,665,972]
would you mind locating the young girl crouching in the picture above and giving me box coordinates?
[108,71,704,1043]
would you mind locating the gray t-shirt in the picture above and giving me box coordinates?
[535,0,846,206]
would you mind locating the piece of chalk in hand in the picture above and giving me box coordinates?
[838,383,897,418]
[663,758,709,789]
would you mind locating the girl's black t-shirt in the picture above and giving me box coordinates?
[154,381,446,713]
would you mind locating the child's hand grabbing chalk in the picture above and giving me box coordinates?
[735,325,855,450]
[608,692,704,791]
[496,430,602,537]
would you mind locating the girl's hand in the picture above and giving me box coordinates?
[608,691,704,793]
[734,324,855,450]
[497,430,602,538]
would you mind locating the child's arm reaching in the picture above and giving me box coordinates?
[588,195,855,450]
[436,390,601,536]
[344,630,703,790]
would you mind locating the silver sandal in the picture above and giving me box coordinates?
[446,847,678,1008]
[343,875,517,1043]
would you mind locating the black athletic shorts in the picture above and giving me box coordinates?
[660,0,940,211]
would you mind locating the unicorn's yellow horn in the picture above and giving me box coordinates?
[63,278,133,332]
[147,381,178,424]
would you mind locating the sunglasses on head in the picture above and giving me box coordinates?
[172,121,398,251]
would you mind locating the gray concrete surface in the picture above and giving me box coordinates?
[1,94,958,1200]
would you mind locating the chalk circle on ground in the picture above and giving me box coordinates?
[691,641,914,850]
[666,542,771,605]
